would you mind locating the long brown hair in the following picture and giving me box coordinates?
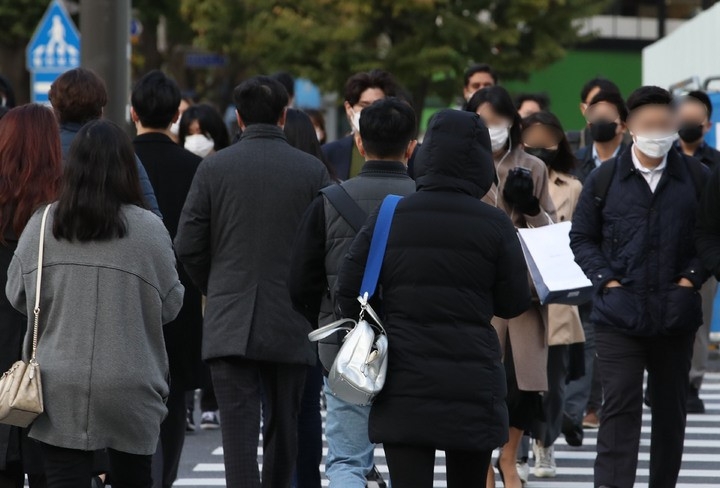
[0,104,62,243]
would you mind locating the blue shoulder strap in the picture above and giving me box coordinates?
[359,195,402,301]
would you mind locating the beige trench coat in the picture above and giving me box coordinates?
[485,148,557,392]
[545,170,586,346]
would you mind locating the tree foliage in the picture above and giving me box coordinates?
[0,0,52,48]
[0,0,609,109]
[180,0,609,111]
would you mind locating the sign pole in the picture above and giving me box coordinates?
[80,0,130,127]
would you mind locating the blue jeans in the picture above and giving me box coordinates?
[323,378,375,488]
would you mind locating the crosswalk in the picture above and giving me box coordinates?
[174,372,720,487]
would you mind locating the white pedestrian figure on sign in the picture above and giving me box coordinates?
[32,13,79,68]
[46,15,66,65]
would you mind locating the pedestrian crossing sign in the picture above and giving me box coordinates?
[25,0,80,72]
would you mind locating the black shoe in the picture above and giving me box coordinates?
[186,409,196,433]
[562,412,583,447]
[366,465,386,488]
[687,386,706,414]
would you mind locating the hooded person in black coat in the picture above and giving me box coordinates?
[334,109,532,487]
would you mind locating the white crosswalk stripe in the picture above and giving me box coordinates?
[174,372,720,487]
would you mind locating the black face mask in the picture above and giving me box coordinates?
[678,123,704,143]
[590,120,618,143]
[525,147,558,166]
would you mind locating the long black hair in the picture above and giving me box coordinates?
[179,103,231,151]
[465,86,522,150]
[53,120,146,242]
[521,111,577,174]
[284,108,338,181]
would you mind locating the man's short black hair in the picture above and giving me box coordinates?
[131,70,181,129]
[515,92,550,111]
[685,90,713,118]
[463,64,498,87]
[233,76,289,126]
[344,70,400,106]
[359,98,416,159]
[626,86,673,113]
[580,77,620,103]
[271,71,295,98]
[588,90,629,122]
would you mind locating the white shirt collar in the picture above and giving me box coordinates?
[631,146,667,192]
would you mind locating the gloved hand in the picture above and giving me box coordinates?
[503,167,540,216]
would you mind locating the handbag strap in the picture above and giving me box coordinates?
[308,318,357,342]
[30,204,52,367]
[359,195,402,304]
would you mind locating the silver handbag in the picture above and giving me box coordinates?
[0,204,51,427]
[309,296,388,406]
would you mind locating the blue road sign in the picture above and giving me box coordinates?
[295,78,322,109]
[31,71,62,104]
[26,0,81,103]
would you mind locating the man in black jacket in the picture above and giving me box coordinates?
[676,90,720,414]
[175,76,330,488]
[564,90,630,444]
[288,98,416,488]
[131,70,203,488]
[574,90,629,183]
[571,86,709,488]
[322,70,401,180]
[675,90,720,169]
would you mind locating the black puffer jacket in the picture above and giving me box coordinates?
[334,109,531,451]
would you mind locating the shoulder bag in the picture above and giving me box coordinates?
[0,204,51,427]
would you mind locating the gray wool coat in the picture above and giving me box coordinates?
[5,205,184,455]
[175,124,330,365]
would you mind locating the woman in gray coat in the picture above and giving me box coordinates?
[5,120,184,488]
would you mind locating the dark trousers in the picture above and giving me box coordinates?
[534,345,569,447]
[588,355,603,413]
[383,445,491,488]
[594,327,695,488]
[293,363,323,488]
[210,357,307,488]
[40,443,151,488]
[0,462,24,488]
[0,463,46,488]
[152,379,187,488]
[186,366,218,414]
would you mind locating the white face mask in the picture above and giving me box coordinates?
[184,134,215,157]
[170,120,180,136]
[350,110,361,133]
[633,132,678,158]
[488,126,510,152]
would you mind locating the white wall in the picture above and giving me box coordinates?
[642,3,720,88]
